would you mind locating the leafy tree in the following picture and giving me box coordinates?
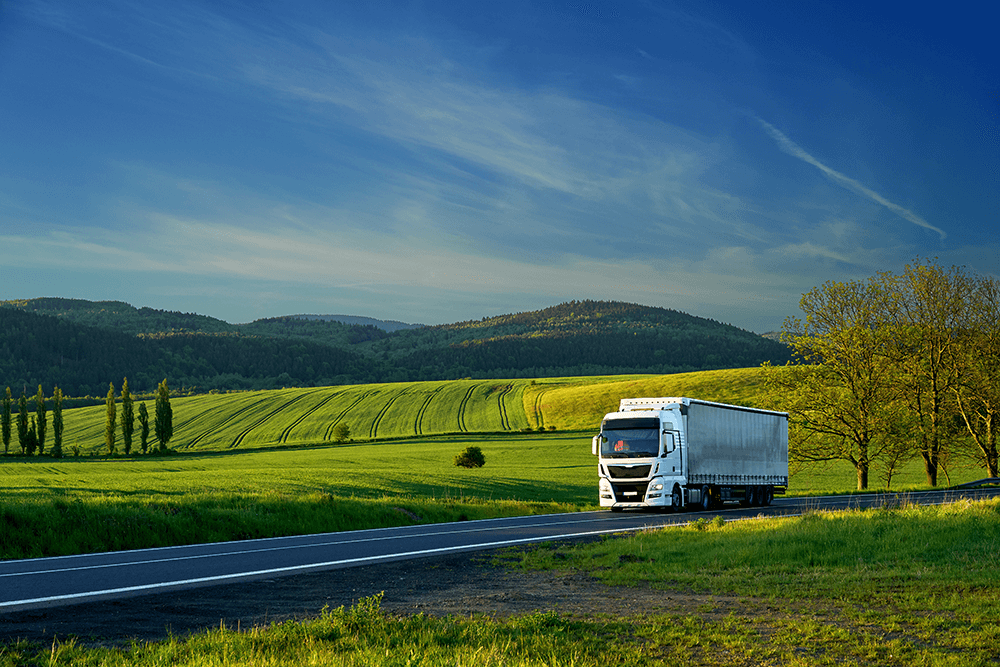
[51,387,64,458]
[762,276,905,490]
[17,391,29,455]
[333,422,351,443]
[121,377,134,456]
[138,402,150,454]
[34,385,47,455]
[105,382,117,455]
[154,379,173,451]
[951,274,1000,477]
[2,387,11,454]
[454,445,486,468]
[888,260,972,486]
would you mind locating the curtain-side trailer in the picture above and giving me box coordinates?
[592,397,788,511]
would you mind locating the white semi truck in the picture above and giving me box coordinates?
[592,397,788,511]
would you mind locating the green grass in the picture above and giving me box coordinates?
[0,432,596,559]
[6,500,1000,666]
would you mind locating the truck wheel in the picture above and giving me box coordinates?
[671,486,683,512]
[700,485,712,511]
[740,486,754,507]
[762,486,773,506]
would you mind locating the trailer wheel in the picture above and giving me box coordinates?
[700,485,713,511]
[671,485,683,512]
[740,486,755,507]
[762,486,773,506]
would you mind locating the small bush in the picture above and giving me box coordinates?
[454,445,486,468]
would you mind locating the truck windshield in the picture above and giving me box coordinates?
[599,417,660,459]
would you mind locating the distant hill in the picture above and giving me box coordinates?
[290,314,423,332]
[0,298,790,396]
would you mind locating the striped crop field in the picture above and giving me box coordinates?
[60,368,770,453]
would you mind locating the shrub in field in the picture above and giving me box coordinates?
[333,423,351,443]
[454,445,486,468]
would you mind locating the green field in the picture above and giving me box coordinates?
[0,431,595,559]
[57,369,769,453]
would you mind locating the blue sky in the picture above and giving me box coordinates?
[1,1,996,332]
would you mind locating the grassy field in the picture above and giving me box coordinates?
[0,431,595,559]
[56,369,766,453]
[4,499,999,666]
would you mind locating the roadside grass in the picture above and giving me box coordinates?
[0,432,596,559]
[6,500,1000,666]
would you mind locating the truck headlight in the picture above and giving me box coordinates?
[651,482,663,491]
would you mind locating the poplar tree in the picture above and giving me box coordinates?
[35,385,47,455]
[51,387,64,459]
[2,387,11,455]
[121,377,134,456]
[138,402,150,454]
[105,382,117,455]
[25,416,38,455]
[17,391,29,455]
[154,379,173,451]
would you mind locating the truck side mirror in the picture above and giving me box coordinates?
[592,435,599,456]
[662,433,675,456]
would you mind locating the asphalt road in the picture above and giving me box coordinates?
[3,486,998,614]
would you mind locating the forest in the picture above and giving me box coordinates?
[0,298,790,397]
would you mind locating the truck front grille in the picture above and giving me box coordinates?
[606,465,651,479]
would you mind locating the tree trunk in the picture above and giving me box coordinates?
[922,451,938,486]
[856,462,869,490]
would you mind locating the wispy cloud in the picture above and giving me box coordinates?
[755,117,946,241]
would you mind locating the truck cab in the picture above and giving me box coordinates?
[592,402,685,511]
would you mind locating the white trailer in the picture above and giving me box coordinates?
[592,397,788,511]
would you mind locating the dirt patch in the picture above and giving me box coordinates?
[0,545,755,648]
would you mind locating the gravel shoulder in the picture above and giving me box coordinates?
[0,545,743,648]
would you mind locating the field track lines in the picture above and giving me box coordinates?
[533,390,547,429]
[180,396,276,449]
[229,390,322,448]
[497,384,513,431]
[456,384,478,432]
[413,388,442,435]
[323,391,374,441]
[369,388,408,439]
[279,390,342,443]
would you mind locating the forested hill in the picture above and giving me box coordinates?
[1,298,789,396]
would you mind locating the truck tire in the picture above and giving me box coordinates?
[762,486,773,506]
[671,485,683,512]
[740,486,755,507]
[700,485,712,511]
